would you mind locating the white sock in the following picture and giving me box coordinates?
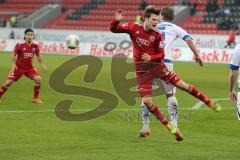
[237,107,240,120]
[167,96,178,127]
[141,102,150,130]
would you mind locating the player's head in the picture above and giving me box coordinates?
[160,7,174,22]
[143,5,160,31]
[24,28,34,43]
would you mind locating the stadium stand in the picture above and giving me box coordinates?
[1,0,240,34]
[181,0,240,34]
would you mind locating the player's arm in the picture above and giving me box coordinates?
[36,55,47,72]
[11,43,20,71]
[185,39,203,66]
[110,10,133,33]
[229,68,238,104]
[11,52,17,71]
[35,46,47,72]
[229,46,240,104]
[175,25,203,66]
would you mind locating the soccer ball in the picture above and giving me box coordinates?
[65,34,80,49]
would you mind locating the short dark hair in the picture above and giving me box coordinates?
[24,28,34,35]
[161,7,174,21]
[144,5,160,18]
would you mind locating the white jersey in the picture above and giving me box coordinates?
[230,44,240,86]
[156,22,191,61]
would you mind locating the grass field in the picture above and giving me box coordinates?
[0,52,239,160]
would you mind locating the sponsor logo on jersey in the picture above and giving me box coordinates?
[149,36,156,42]
[136,38,150,46]
[23,52,33,59]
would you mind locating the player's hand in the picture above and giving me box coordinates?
[142,53,151,61]
[230,90,237,105]
[41,64,47,72]
[115,9,124,21]
[195,56,203,67]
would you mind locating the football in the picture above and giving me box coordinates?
[65,34,80,49]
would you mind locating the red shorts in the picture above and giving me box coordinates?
[135,62,180,97]
[8,68,40,81]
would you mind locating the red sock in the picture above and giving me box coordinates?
[148,104,168,125]
[189,86,211,105]
[33,85,41,99]
[0,85,8,98]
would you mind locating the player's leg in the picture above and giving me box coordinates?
[237,92,240,120]
[166,93,178,127]
[26,69,42,103]
[174,80,221,111]
[0,79,14,101]
[0,69,23,101]
[32,75,42,104]
[141,95,183,141]
[139,101,151,137]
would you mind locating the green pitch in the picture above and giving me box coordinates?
[0,52,239,160]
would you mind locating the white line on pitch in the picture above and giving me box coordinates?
[0,107,235,113]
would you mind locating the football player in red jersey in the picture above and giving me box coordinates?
[0,28,47,104]
[110,6,221,141]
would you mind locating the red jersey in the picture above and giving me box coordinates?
[14,42,40,70]
[110,20,165,64]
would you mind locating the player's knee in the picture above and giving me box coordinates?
[5,80,14,87]
[142,97,153,108]
[34,76,41,84]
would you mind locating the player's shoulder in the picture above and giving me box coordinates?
[31,42,39,47]
[15,41,25,47]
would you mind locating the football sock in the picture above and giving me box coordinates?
[0,84,8,98]
[189,85,211,105]
[33,85,41,99]
[167,96,178,127]
[147,104,168,125]
[141,102,150,130]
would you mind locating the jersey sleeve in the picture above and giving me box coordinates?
[174,25,192,41]
[13,43,20,55]
[110,20,134,34]
[230,45,240,70]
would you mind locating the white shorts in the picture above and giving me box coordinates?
[153,62,176,95]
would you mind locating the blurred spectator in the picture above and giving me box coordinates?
[10,16,17,27]
[224,30,236,48]
[180,0,188,5]
[215,6,231,17]
[231,23,240,31]
[189,2,197,15]
[0,18,6,27]
[215,5,225,17]
[135,14,142,24]
[216,17,225,29]
[139,0,148,10]
[224,16,233,30]
[206,0,218,12]
[9,30,15,39]
[224,8,231,17]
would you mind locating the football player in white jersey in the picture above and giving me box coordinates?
[229,44,240,120]
[139,7,203,137]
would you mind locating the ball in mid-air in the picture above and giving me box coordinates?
[65,34,80,49]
